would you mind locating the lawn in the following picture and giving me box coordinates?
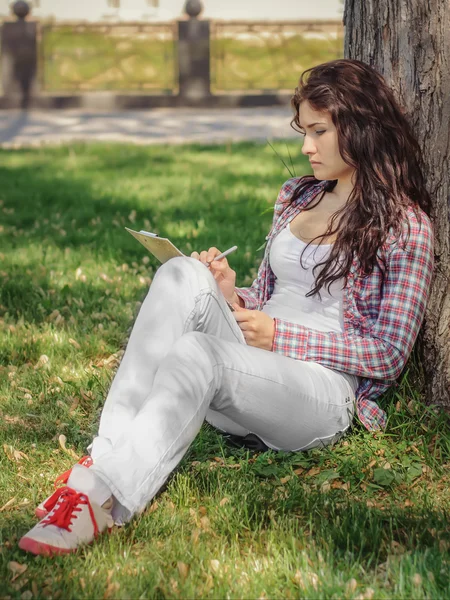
[0,142,449,599]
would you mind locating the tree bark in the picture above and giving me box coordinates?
[343,0,450,410]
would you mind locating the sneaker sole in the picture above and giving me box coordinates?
[19,536,75,556]
[19,528,112,556]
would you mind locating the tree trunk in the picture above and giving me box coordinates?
[343,0,450,410]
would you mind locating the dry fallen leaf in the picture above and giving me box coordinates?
[34,354,50,370]
[47,309,61,322]
[103,581,120,599]
[210,559,220,573]
[68,396,80,414]
[293,570,305,589]
[0,497,16,512]
[219,497,229,506]
[177,562,190,580]
[307,467,321,477]
[199,516,211,531]
[191,528,201,545]
[58,435,80,460]
[9,561,28,582]
[390,540,406,554]
[3,444,29,462]
[309,572,319,590]
[68,338,81,349]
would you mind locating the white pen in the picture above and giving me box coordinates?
[205,245,238,267]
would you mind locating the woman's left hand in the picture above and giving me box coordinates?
[232,304,275,351]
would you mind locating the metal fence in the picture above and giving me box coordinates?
[211,20,343,93]
[0,7,344,109]
[39,22,178,93]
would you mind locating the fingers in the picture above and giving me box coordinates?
[190,248,226,267]
[232,309,250,322]
[206,247,221,263]
[189,250,209,264]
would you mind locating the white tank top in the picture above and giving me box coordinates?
[262,222,345,333]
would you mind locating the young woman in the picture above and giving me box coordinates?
[19,59,434,556]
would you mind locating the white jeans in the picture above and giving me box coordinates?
[88,257,358,524]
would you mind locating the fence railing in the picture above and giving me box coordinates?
[210,20,342,93]
[39,22,178,93]
[0,1,344,110]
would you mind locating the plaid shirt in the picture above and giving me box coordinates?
[235,177,434,430]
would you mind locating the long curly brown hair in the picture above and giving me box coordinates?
[290,59,431,299]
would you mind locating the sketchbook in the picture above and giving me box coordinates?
[125,227,236,312]
[125,228,185,264]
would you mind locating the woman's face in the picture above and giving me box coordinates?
[298,100,354,183]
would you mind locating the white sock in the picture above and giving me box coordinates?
[67,464,112,507]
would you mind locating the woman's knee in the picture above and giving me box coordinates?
[154,256,212,287]
[173,330,212,353]
[157,256,203,275]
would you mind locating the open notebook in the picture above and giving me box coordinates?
[125,228,235,311]
[125,228,185,263]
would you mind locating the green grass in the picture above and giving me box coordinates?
[0,142,449,599]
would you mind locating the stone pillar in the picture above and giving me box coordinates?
[1,1,38,108]
[178,0,211,104]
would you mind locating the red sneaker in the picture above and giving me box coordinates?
[20,486,113,556]
[35,456,93,519]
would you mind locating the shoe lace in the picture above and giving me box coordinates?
[42,487,99,535]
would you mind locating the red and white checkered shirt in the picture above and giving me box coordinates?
[235,177,434,430]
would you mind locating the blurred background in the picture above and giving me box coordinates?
[0,0,344,109]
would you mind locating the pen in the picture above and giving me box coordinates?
[205,245,238,267]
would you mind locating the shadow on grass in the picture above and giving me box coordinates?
[2,143,449,597]
[1,460,449,595]
[0,143,292,328]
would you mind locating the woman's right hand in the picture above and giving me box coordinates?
[190,247,237,303]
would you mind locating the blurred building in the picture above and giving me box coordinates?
[0,0,343,22]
